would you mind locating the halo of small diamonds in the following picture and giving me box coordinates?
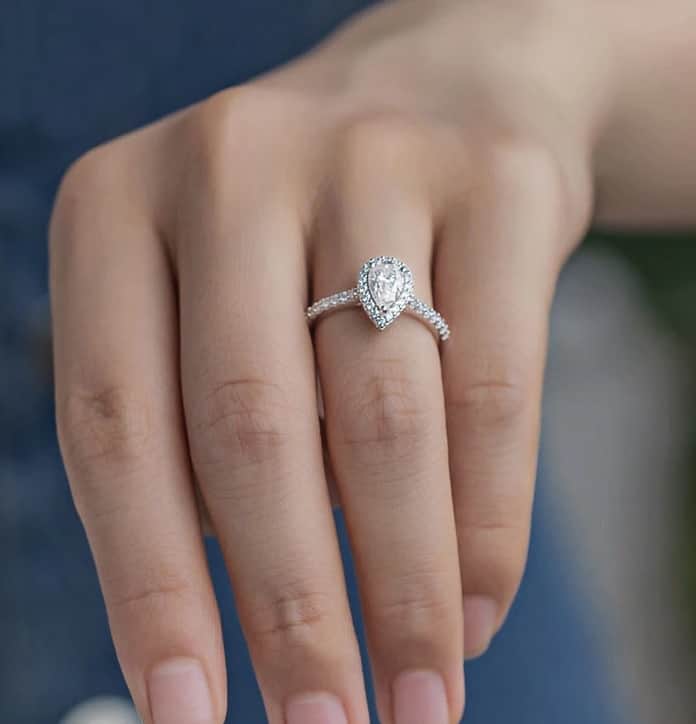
[306,255,449,342]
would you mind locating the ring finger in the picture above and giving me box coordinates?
[312,123,465,724]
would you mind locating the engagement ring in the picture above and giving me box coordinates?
[306,256,450,341]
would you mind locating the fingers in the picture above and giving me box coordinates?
[175,108,369,724]
[50,147,225,724]
[312,120,465,724]
[436,144,572,658]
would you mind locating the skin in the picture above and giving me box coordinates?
[48,0,696,722]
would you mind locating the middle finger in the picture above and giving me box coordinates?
[176,114,369,724]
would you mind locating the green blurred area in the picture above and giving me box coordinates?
[587,232,696,636]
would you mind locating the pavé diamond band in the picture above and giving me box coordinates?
[306,256,450,341]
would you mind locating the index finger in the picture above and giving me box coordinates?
[50,147,225,724]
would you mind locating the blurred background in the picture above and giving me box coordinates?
[2,2,695,723]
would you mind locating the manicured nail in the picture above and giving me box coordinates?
[393,669,449,724]
[148,658,214,724]
[285,691,348,724]
[463,596,498,659]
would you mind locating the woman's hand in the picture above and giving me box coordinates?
[49,2,625,723]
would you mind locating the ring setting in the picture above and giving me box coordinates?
[306,255,450,341]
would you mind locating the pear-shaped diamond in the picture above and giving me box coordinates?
[357,256,414,330]
[368,260,405,310]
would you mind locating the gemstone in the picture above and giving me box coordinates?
[367,260,406,310]
[357,256,414,331]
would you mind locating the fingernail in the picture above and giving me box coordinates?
[285,691,348,724]
[463,596,498,659]
[393,669,449,724]
[148,658,214,724]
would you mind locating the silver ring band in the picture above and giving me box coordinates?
[306,256,450,341]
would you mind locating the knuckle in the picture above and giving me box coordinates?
[196,84,265,127]
[183,86,295,219]
[189,85,273,175]
[334,360,434,457]
[486,136,562,196]
[190,88,246,154]
[244,586,334,655]
[58,384,155,480]
[189,379,293,472]
[107,577,196,614]
[447,367,531,431]
[483,135,590,236]
[370,573,455,651]
[50,145,120,240]
[336,113,423,179]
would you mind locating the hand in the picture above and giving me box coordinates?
[50,2,613,723]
